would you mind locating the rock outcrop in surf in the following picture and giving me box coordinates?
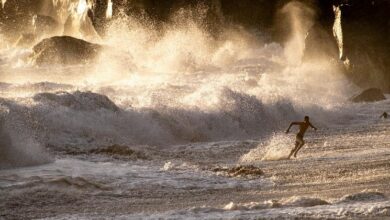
[89,145,148,160]
[29,36,101,66]
[33,91,119,112]
[211,165,264,178]
[281,196,329,207]
[350,88,386,103]
[338,191,387,203]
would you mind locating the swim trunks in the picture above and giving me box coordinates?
[296,133,304,145]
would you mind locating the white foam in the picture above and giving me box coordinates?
[0,158,274,192]
[240,134,292,162]
[51,196,390,220]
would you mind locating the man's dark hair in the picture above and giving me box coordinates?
[304,116,309,120]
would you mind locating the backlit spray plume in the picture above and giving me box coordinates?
[60,0,100,41]
[333,5,343,60]
[106,0,113,19]
[280,1,315,65]
[77,0,88,15]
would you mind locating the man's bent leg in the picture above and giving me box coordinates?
[288,141,299,159]
[293,141,305,158]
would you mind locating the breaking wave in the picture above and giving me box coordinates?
[0,104,51,169]
[0,89,302,154]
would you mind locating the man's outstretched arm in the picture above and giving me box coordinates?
[286,122,299,133]
[309,122,317,131]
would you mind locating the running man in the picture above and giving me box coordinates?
[285,116,317,159]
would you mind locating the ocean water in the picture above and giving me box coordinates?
[1,2,390,219]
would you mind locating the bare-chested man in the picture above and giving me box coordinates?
[285,116,317,159]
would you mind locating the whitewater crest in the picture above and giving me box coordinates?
[223,196,329,211]
[149,191,389,219]
[223,191,388,212]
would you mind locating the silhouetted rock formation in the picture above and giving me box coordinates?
[29,36,101,66]
[350,88,386,103]
[307,0,390,92]
[341,1,390,92]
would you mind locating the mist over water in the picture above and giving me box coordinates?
[0,1,355,166]
[2,1,388,219]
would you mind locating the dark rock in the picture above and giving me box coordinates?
[282,197,330,207]
[89,145,148,159]
[211,165,264,177]
[312,0,390,92]
[29,36,101,66]
[89,0,109,35]
[350,88,386,103]
[33,91,120,112]
[339,191,386,203]
[341,1,390,92]
[90,145,134,155]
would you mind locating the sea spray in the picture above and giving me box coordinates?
[0,104,51,168]
[240,133,292,162]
